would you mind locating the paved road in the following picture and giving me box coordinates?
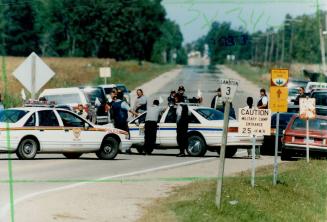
[0,66,266,221]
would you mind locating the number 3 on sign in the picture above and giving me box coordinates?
[226,87,231,95]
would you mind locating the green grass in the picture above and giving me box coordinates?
[139,160,327,222]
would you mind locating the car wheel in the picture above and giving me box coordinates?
[187,135,206,157]
[217,147,238,158]
[96,137,119,160]
[281,148,292,161]
[17,138,38,160]
[63,153,83,159]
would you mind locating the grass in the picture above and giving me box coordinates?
[0,57,176,107]
[139,160,327,222]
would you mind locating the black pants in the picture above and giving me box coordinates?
[144,121,157,154]
[177,124,188,154]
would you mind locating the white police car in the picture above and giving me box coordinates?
[0,107,131,160]
[129,106,263,157]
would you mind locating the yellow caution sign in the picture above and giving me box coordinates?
[271,69,289,87]
[269,86,288,112]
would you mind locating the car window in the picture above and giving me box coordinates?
[43,94,82,104]
[38,110,59,127]
[117,85,128,93]
[165,107,177,123]
[131,112,146,124]
[291,118,327,130]
[311,92,327,106]
[196,108,232,120]
[58,111,86,127]
[0,110,28,123]
[24,113,36,127]
[189,113,200,123]
[82,88,106,104]
[104,87,113,95]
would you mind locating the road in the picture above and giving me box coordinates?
[0,66,270,221]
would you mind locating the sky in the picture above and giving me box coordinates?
[162,0,327,43]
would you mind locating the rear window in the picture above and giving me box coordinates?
[82,88,106,104]
[311,92,327,106]
[291,117,327,130]
[43,94,82,104]
[0,110,28,123]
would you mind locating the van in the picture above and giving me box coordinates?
[305,82,327,93]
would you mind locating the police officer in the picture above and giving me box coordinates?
[211,88,224,112]
[294,87,306,105]
[143,100,165,155]
[175,94,189,157]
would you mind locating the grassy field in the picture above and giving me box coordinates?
[0,57,176,107]
[139,160,327,222]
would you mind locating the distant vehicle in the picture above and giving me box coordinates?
[128,106,263,157]
[287,79,309,105]
[310,89,327,115]
[0,107,131,160]
[79,86,109,124]
[305,82,327,94]
[261,112,295,155]
[99,84,117,98]
[39,87,91,120]
[281,115,327,160]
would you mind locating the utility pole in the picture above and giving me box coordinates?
[281,27,285,64]
[275,31,280,65]
[269,33,274,64]
[264,33,270,68]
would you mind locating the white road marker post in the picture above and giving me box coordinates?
[273,112,280,185]
[31,53,36,99]
[251,135,256,188]
[215,101,230,209]
[306,119,310,163]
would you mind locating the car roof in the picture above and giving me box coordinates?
[291,114,327,120]
[99,84,116,88]
[7,107,70,112]
[40,87,82,95]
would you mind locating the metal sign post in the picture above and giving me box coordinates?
[306,119,310,163]
[273,112,280,185]
[31,53,36,99]
[215,101,230,209]
[251,135,256,188]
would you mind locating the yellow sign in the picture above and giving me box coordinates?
[269,86,288,112]
[271,69,289,87]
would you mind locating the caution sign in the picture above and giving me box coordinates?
[299,98,316,119]
[238,108,271,136]
[218,79,239,102]
[271,69,289,87]
[269,86,288,112]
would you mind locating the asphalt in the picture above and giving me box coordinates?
[0,66,270,221]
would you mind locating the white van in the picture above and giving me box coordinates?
[305,82,327,93]
[39,87,91,120]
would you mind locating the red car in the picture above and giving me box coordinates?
[281,115,327,160]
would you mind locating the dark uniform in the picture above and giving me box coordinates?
[176,104,189,156]
[112,100,129,132]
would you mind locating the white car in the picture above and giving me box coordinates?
[128,106,263,157]
[0,107,131,160]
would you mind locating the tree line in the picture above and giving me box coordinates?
[190,11,327,66]
[0,0,187,64]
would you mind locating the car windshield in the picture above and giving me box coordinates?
[195,108,234,120]
[0,110,28,123]
[43,94,81,104]
[311,92,327,106]
[291,117,327,131]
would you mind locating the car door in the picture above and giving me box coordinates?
[36,110,68,152]
[159,107,177,146]
[56,110,103,151]
[128,112,146,144]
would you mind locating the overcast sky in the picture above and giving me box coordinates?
[162,0,327,43]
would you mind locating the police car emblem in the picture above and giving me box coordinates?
[72,128,81,140]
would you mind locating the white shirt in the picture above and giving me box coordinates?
[260,96,268,106]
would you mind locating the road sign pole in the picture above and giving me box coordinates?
[216,101,230,209]
[306,119,310,163]
[31,54,36,99]
[273,112,280,185]
[251,135,256,188]
[104,77,107,84]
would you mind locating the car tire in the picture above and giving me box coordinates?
[217,147,238,158]
[16,138,38,160]
[186,135,207,157]
[96,137,119,160]
[63,153,83,159]
[281,148,292,161]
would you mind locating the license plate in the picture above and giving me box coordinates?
[304,139,314,143]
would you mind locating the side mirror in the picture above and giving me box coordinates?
[84,122,90,130]
[135,119,140,126]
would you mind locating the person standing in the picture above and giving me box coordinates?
[143,100,165,155]
[211,88,224,112]
[257,88,268,109]
[175,94,189,157]
[133,89,147,114]
[245,97,254,109]
[167,90,176,107]
[176,85,187,102]
[294,87,306,105]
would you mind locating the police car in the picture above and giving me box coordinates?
[129,105,263,157]
[0,106,131,160]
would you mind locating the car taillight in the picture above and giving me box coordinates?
[228,127,238,133]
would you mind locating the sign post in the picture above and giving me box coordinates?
[100,67,111,84]
[13,52,55,100]
[299,97,316,163]
[269,68,289,185]
[215,79,239,209]
[239,108,271,187]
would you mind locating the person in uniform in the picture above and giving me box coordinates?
[143,100,165,155]
[175,94,189,157]
[257,88,268,109]
[211,88,224,112]
[294,87,306,105]
[167,90,176,107]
